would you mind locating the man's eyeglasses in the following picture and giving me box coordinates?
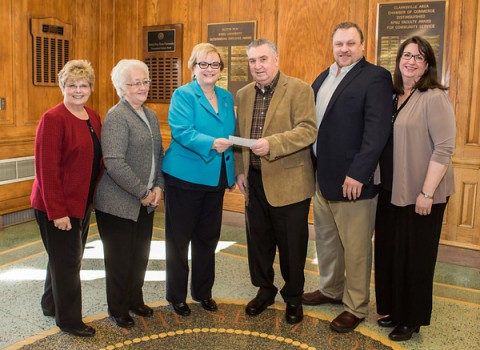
[401,52,426,63]
[196,61,221,69]
[125,80,151,87]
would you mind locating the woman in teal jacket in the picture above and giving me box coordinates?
[162,43,235,317]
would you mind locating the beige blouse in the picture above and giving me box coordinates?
[392,88,456,206]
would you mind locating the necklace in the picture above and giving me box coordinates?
[392,88,416,124]
[204,90,216,100]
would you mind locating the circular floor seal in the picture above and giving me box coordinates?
[11,300,397,350]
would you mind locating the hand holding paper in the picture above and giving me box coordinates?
[229,135,258,148]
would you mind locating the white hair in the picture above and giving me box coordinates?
[111,59,149,98]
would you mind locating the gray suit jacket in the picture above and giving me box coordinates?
[95,99,164,221]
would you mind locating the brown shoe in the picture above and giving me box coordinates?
[330,311,365,333]
[302,290,342,305]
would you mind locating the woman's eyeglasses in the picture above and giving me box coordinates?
[401,52,426,63]
[125,80,151,87]
[196,62,221,69]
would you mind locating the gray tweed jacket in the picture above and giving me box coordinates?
[94,99,164,221]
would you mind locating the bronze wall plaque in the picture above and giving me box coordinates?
[207,21,256,105]
[143,24,183,103]
[376,1,446,81]
[30,18,72,87]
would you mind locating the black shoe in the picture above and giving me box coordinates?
[389,324,420,341]
[377,315,396,328]
[42,308,55,317]
[245,297,275,316]
[198,298,218,312]
[130,305,154,317]
[111,315,135,328]
[285,303,303,324]
[172,302,191,316]
[60,324,96,337]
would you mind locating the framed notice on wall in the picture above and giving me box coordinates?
[207,21,256,105]
[376,0,446,82]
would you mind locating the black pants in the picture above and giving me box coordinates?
[164,184,225,304]
[246,168,310,304]
[35,207,91,328]
[95,207,153,317]
[375,188,447,326]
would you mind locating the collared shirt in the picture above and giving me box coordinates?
[312,59,361,156]
[249,71,280,170]
[135,107,156,189]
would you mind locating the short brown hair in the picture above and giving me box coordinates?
[332,22,364,43]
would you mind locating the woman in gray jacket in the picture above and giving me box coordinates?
[95,59,164,329]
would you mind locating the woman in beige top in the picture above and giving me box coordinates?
[374,36,455,342]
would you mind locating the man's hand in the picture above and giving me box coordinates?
[342,176,363,200]
[251,138,269,156]
[236,174,247,196]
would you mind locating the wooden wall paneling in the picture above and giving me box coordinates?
[0,181,35,215]
[228,0,277,41]
[1,0,74,215]
[74,0,101,113]
[465,1,480,151]
[444,0,480,250]
[201,0,230,37]
[97,0,116,118]
[21,0,73,128]
[114,0,140,63]
[277,0,349,84]
[0,0,14,130]
[442,166,480,249]
[449,0,477,161]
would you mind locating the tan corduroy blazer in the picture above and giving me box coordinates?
[234,72,317,207]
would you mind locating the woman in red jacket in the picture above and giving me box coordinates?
[30,60,102,337]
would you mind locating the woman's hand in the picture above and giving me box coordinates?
[140,190,154,206]
[53,216,72,231]
[227,183,237,192]
[415,194,433,215]
[150,187,162,206]
[212,138,233,153]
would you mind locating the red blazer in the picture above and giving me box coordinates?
[31,102,102,221]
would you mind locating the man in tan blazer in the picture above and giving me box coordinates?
[234,38,316,324]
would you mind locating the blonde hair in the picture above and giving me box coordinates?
[58,60,95,91]
[187,43,224,79]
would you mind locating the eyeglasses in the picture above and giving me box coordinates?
[125,80,151,87]
[65,84,90,90]
[401,52,426,63]
[196,61,221,69]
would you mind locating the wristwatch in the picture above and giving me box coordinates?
[420,190,433,199]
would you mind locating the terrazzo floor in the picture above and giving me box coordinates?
[0,210,478,350]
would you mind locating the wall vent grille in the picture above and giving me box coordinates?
[0,156,35,185]
[0,209,35,228]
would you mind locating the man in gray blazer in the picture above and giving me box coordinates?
[302,22,392,332]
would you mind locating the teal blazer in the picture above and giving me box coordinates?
[162,80,235,187]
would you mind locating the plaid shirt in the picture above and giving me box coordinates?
[249,72,280,170]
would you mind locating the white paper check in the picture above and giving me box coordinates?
[229,136,257,148]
